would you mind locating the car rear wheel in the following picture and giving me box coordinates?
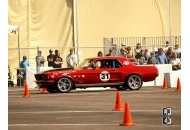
[127,75,143,90]
[56,77,73,93]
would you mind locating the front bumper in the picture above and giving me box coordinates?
[35,80,55,88]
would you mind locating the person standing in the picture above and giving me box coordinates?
[20,56,29,80]
[106,49,114,56]
[118,48,127,58]
[36,50,46,67]
[66,48,77,68]
[53,50,63,68]
[97,51,103,57]
[36,50,46,72]
[47,49,54,67]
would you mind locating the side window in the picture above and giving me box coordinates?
[113,60,122,68]
[94,59,122,68]
[95,60,112,68]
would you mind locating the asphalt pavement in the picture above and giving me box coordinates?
[8,86,181,130]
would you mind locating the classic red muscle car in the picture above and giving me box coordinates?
[34,56,159,93]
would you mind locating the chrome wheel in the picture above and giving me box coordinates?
[127,75,142,90]
[57,78,73,93]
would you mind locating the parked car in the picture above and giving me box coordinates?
[34,56,159,93]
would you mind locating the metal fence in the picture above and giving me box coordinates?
[103,36,181,55]
[8,36,181,88]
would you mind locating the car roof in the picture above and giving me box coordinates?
[85,56,130,61]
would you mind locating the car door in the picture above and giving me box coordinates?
[107,59,123,83]
[84,59,123,84]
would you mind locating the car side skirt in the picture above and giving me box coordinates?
[75,82,124,87]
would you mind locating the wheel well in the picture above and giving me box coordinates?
[56,76,75,89]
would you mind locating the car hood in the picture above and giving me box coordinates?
[37,68,74,74]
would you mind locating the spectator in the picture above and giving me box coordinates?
[135,49,146,65]
[121,42,126,47]
[173,44,181,58]
[8,65,12,80]
[66,48,78,68]
[53,50,63,68]
[147,52,159,64]
[97,51,103,57]
[134,43,142,55]
[156,48,168,64]
[20,56,29,80]
[121,42,128,53]
[112,43,119,55]
[118,48,127,58]
[47,49,54,67]
[144,49,151,61]
[8,65,14,87]
[106,49,114,56]
[17,69,24,86]
[126,46,135,62]
[169,52,181,70]
[165,46,175,63]
[36,50,46,67]
[96,51,103,68]
[163,41,170,53]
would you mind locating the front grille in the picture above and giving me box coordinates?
[35,74,43,81]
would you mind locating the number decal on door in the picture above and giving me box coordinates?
[100,71,110,82]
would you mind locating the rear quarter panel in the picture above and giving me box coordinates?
[122,65,158,82]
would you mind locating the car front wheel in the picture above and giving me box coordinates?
[56,77,73,93]
[127,75,143,90]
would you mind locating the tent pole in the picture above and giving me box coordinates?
[169,0,172,45]
[75,0,79,64]
[18,28,21,67]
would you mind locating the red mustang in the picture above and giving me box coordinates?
[34,56,159,93]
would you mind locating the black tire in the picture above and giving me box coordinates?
[115,85,128,90]
[46,88,58,93]
[127,74,143,90]
[56,77,73,93]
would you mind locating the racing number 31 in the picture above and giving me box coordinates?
[100,71,110,82]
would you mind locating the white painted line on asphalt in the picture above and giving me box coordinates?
[8,93,101,98]
[8,109,181,114]
[8,124,118,126]
[8,89,179,98]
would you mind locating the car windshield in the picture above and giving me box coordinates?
[76,59,94,69]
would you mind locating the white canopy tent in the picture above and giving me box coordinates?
[8,24,19,33]
[8,24,21,66]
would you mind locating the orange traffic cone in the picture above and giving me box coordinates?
[162,77,168,89]
[113,91,123,111]
[23,83,30,97]
[41,87,48,93]
[175,78,181,91]
[120,102,135,126]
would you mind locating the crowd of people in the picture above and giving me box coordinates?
[97,41,181,70]
[35,48,78,69]
[8,48,78,86]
